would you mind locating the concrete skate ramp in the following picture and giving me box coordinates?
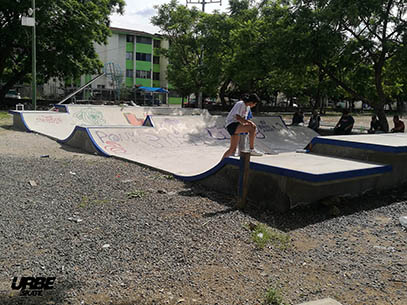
[58,115,319,176]
[146,115,319,154]
[310,133,407,153]
[58,115,388,179]
[59,123,391,211]
[310,133,407,185]
[54,104,209,117]
[10,105,208,140]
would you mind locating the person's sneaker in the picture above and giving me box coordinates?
[249,148,263,156]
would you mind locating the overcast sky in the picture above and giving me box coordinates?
[110,0,228,34]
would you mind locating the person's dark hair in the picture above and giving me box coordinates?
[394,115,399,120]
[242,93,260,104]
[342,109,349,115]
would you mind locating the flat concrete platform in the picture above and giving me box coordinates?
[311,133,407,153]
[296,298,343,305]
[310,133,407,186]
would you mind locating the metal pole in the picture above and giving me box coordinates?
[32,0,37,110]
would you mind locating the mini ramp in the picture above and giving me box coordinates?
[58,114,392,211]
[10,105,397,211]
[10,105,208,140]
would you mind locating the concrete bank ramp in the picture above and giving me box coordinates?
[10,105,208,140]
[58,115,320,176]
[10,105,394,211]
[57,114,392,211]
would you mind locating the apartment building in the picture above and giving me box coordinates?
[92,27,169,90]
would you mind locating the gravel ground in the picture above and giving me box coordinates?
[0,113,406,305]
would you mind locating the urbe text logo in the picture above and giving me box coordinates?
[11,276,56,296]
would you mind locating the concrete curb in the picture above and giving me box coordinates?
[296,298,343,305]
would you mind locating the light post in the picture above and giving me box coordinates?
[32,0,36,110]
[22,1,36,110]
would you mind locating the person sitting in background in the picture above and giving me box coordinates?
[334,109,354,135]
[292,109,304,125]
[391,115,405,133]
[308,110,321,131]
[368,114,382,134]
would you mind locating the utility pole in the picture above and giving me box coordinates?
[21,0,37,110]
[32,0,37,110]
[186,0,222,12]
[186,0,221,108]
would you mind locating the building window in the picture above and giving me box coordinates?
[136,70,151,79]
[136,52,151,62]
[153,40,161,48]
[153,56,160,64]
[126,69,133,78]
[153,72,160,81]
[136,36,152,44]
[126,52,133,60]
[97,84,105,89]
[126,35,134,42]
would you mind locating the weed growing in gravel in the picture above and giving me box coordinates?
[78,196,109,208]
[246,223,291,250]
[163,174,174,180]
[264,287,286,305]
[127,190,145,199]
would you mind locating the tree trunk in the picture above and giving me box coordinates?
[219,79,230,109]
[375,107,389,132]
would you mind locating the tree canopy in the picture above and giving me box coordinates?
[0,0,125,101]
[152,0,407,126]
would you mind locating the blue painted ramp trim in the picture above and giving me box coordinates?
[175,157,392,183]
[58,126,111,157]
[8,110,31,132]
[143,115,154,127]
[311,137,407,153]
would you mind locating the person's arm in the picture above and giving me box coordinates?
[235,114,255,127]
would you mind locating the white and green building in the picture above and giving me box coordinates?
[62,27,182,104]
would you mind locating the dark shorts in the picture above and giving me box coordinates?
[226,122,239,136]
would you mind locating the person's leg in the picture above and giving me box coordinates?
[235,124,256,149]
[222,134,240,159]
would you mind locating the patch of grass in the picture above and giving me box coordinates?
[246,223,291,250]
[163,174,174,180]
[264,287,286,305]
[78,196,109,208]
[0,111,10,119]
[127,190,145,199]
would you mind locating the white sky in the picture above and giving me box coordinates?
[110,0,228,34]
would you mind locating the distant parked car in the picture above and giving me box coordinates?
[5,89,21,99]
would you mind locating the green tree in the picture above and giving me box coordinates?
[0,0,125,102]
[259,0,407,131]
[152,0,233,107]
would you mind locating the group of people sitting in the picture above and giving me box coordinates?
[292,109,405,135]
[368,114,405,134]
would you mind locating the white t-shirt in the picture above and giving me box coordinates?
[225,101,249,127]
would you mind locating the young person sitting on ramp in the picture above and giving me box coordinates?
[222,93,263,159]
